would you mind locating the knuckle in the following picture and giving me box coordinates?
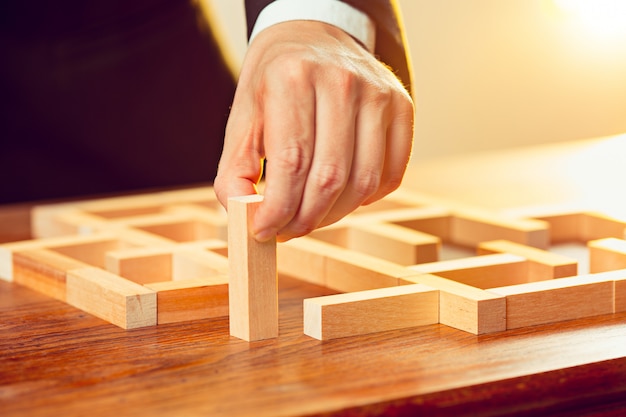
[271,145,311,178]
[312,164,348,195]
[353,169,381,200]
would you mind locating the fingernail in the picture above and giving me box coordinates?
[254,228,277,242]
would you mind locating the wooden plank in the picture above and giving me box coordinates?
[588,238,626,273]
[172,249,229,280]
[478,239,578,279]
[12,248,91,301]
[228,195,278,341]
[529,211,584,244]
[580,212,626,242]
[66,267,157,329]
[401,274,506,335]
[488,273,616,329]
[349,206,452,241]
[409,253,528,289]
[145,276,229,324]
[276,237,335,286]
[303,284,439,340]
[0,232,119,281]
[324,248,408,292]
[346,222,440,266]
[105,247,173,285]
[451,208,550,249]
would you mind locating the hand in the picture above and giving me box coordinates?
[214,20,414,242]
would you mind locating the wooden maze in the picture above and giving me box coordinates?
[1,186,626,341]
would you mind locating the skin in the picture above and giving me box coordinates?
[214,20,414,242]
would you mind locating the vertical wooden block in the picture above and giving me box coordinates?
[478,239,578,279]
[588,238,626,274]
[401,274,506,335]
[228,195,278,341]
[66,267,157,329]
[488,273,615,329]
[145,276,229,324]
[304,284,439,340]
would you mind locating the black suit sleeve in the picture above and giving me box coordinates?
[244,0,412,93]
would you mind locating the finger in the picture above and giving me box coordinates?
[251,69,316,241]
[314,96,387,229]
[363,94,414,205]
[276,73,358,240]
[213,97,265,209]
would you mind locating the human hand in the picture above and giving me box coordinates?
[214,20,414,242]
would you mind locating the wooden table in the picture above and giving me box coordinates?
[2,137,626,417]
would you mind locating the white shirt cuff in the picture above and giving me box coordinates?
[249,0,376,53]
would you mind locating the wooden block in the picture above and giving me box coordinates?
[228,195,278,341]
[0,233,119,281]
[172,249,229,280]
[478,239,578,279]
[13,249,91,301]
[145,276,229,324]
[588,238,626,273]
[105,247,173,284]
[616,272,626,313]
[350,206,452,241]
[303,284,439,340]
[401,274,506,334]
[276,237,335,286]
[409,253,528,289]
[530,212,584,244]
[324,248,408,292]
[580,212,626,242]
[451,209,550,249]
[66,267,157,329]
[488,273,615,329]
[346,222,440,266]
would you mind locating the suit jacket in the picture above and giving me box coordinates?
[245,0,412,93]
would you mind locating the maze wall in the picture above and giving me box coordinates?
[1,186,625,339]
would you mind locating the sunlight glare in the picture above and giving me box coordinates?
[553,0,626,38]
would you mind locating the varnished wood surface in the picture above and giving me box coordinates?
[3,137,626,416]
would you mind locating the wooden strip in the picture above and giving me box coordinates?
[346,222,439,266]
[172,249,229,280]
[588,238,626,274]
[66,267,157,329]
[488,273,615,329]
[276,237,332,286]
[145,276,229,324]
[228,195,278,341]
[13,248,91,301]
[303,284,439,340]
[478,239,578,279]
[536,213,584,243]
[401,274,506,335]
[349,206,452,241]
[580,212,626,242]
[105,247,173,285]
[409,253,528,289]
[451,209,550,249]
[324,248,408,292]
[0,232,118,281]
